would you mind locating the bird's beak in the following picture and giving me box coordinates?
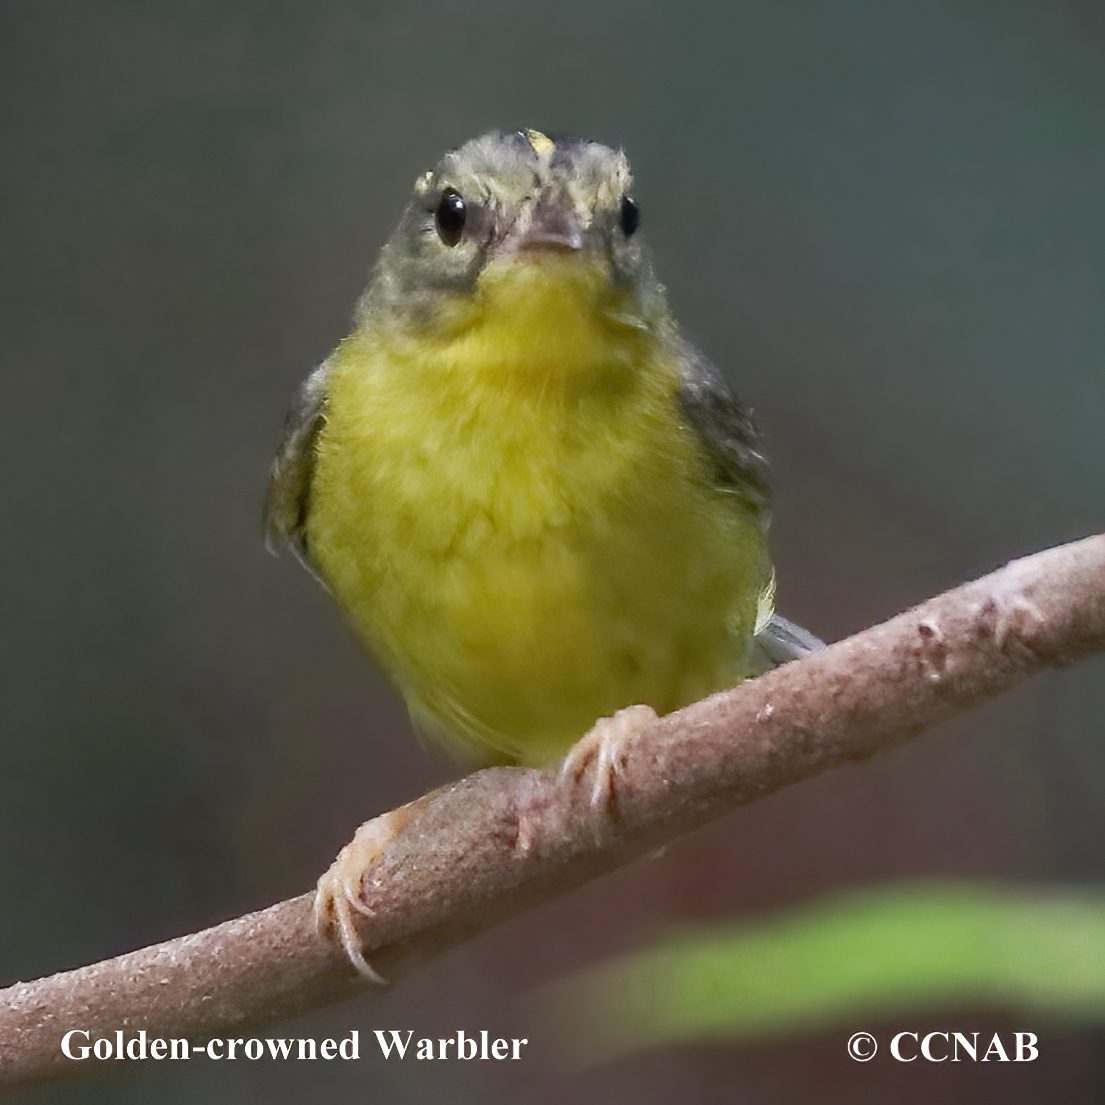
[513,198,585,255]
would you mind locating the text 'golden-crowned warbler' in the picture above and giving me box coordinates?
[265,129,818,772]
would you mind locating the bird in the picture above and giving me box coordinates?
[265,129,820,977]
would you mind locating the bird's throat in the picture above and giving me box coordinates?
[426,255,655,402]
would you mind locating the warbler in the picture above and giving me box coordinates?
[265,129,817,771]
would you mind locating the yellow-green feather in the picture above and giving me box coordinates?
[307,255,768,764]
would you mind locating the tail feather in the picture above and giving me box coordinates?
[752,613,825,670]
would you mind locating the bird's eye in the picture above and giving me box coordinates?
[435,188,467,246]
[619,195,640,237]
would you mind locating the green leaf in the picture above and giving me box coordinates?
[544,882,1105,1059]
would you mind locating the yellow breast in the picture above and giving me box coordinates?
[306,257,767,763]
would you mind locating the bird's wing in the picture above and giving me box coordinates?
[678,344,825,667]
[263,361,330,574]
[676,342,773,524]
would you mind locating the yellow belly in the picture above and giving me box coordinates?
[306,261,768,764]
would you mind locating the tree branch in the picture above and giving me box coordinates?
[2,534,1103,1085]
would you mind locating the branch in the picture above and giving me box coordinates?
[2,535,1103,1085]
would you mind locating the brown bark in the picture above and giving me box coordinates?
[2,534,1102,1085]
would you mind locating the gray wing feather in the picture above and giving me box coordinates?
[677,343,772,523]
[679,345,824,667]
[263,362,330,572]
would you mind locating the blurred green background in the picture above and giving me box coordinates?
[1,0,1103,1101]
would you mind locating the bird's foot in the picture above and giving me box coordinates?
[314,804,417,984]
[561,704,658,815]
